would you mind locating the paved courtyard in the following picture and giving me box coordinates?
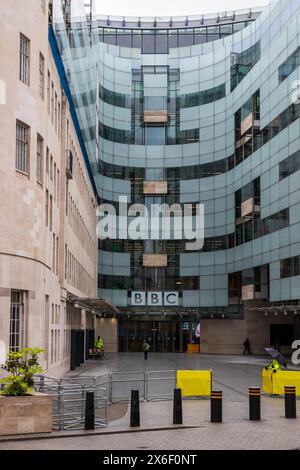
[1,353,300,450]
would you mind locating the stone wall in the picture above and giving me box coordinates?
[96,318,118,353]
[0,392,52,436]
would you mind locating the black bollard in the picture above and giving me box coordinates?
[249,387,261,421]
[285,385,296,419]
[85,391,95,430]
[211,390,222,423]
[173,388,183,425]
[130,389,140,427]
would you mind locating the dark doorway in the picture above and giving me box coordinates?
[270,324,294,346]
[70,329,85,370]
[86,329,95,359]
[119,321,198,353]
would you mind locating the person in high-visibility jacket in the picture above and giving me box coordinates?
[95,336,104,352]
[266,358,281,372]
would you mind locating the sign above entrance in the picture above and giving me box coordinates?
[131,291,179,306]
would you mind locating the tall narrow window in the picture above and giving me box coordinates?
[54,162,57,201]
[50,155,53,180]
[46,146,49,174]
[36,134,44,184]
[47,71,50,114]
[49,194,53,231]
[45,189,49,227]
[55,92,58,132]
[56,236,59,275]
[51,330,54,363]
[16,121,30,174]
[57,169,60,207]
[53,233,56,272]
[58,102,61,139]
[65,244,68,279]
[10,291,25,351]
[19,34,30,85]
[51,82,54,124]
[39,53,45,100]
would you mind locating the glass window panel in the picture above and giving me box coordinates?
[142,31,155,53]
[168,30,178,48]
[132,30,142,49]
[155,32,168,54]
[178,29,194,47]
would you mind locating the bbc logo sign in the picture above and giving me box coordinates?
[131,291,179,306]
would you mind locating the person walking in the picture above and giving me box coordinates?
[142,339,150,360]
[243,337,251,355]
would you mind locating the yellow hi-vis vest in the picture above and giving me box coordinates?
[95,339,104,349]
[267,359,281,371]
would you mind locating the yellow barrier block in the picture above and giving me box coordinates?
[187,343,200,354]
[262,368,273,395]
[262,368,300,395]
[272,370,300,395]
[176,370,212,397]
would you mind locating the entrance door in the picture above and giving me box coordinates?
[156,322,172,352]
[171,322,181,352]
[118,320,194,353]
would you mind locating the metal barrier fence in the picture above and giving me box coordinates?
[35,370,178,405]
[35,376,108,430]
[34,370,185,430]
[146,370,177,401]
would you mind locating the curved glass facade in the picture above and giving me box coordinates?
[51,0,300,348]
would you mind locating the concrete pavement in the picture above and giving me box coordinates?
[1,353,300,450]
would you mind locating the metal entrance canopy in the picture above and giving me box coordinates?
[68,296,119,316]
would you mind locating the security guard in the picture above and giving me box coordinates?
[94,336,104,357]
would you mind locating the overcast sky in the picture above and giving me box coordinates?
[94,0,269,17]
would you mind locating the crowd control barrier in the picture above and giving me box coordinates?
[262,368,300,396]
[176,370,212,397]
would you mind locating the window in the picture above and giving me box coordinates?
[57,169,60,206]
[58,102,61,139]
[53,233,56,272]
[10,291,25,351]
[50,155,53,180]
[99,85,131,108]
[54,162,57,201]
[51,81,54,124]
[45,189,49,227]
[19,34,30,85]
[39,53,45,100]
[16,121,30,174]
[56,236,59,275]
[36,134,44,184]
[51,330,54,363]
[278,46,300,82]
[49,194,53,231]
[279,150,300,179]
[47,71,50,113]
[55,92,58,132]
[46,147,49,174]
[65,244,68,279]
[281,255,300,278]
[180,84,226,108]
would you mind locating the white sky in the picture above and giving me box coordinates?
[94,0,270,17]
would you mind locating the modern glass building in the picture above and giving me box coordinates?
[50,0,300,354]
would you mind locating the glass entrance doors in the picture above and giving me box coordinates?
[119,320,200,353]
